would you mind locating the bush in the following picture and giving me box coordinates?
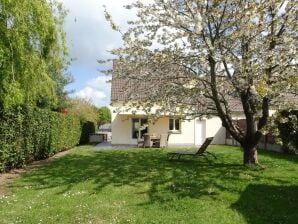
[80,121,96,144]
[0,106,81,172]
[276,110,298,154]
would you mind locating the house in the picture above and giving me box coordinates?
[111,105,226,147]
[110,72,236,147]
[110,63,297,149]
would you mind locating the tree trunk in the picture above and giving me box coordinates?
[243,146,258,165]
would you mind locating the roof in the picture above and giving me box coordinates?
[111,76,128,101]
[228,99,243,112]
[111,60,153,101]
[111,61,298,112]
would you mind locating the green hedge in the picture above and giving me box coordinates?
[0,107,81,172]
[80,121,96,144]
[276,110,298,154]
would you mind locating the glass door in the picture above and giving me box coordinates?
[132,118,148,139]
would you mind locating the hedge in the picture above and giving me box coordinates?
[80,121,96,144]
[0,107,81,172]
[276,110,298,154]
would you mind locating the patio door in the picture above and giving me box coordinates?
[195,119,204,145]
[132,118,148,139]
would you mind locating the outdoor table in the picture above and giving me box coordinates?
[149,135,161,147]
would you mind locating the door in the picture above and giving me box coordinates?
[195,119,204,145]
[132,118,148,139]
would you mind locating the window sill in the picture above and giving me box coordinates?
[168,130,181,134]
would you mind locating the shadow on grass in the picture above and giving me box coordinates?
[9,147,298,222]
[258,148,298,164]
[232,184,298,224]
[10,149,243,196]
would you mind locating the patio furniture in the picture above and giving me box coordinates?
[155,133,170,148]
[151,133,161,147]
[168,137,216,160]
[144,134,153,148]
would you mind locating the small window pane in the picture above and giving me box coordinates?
[175,119,180,131]
[169,119,174,130]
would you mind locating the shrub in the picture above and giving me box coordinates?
[276,110,298,154]
[80,121,96,144]
[0,106,81,172]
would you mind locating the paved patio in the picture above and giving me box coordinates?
[93,141,197,151]
[93,142,137,151]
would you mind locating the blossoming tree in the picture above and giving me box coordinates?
[105,0,297,165]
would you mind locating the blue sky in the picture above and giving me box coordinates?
[59,0,136,107]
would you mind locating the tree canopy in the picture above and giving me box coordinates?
[67,98,99,124]
[105,0,297,165]
[0,0,71,109]
[97,106,111,125]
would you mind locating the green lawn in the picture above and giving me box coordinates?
[1,146,297,224]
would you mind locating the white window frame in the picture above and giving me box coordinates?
[169,118,181,133]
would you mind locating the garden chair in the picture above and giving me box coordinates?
[144,134,153,148]
[156,133,170,148]
[168,137,216,160]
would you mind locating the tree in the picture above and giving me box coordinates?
[98,106,111,125]
[105,0,297,165]
[67,98,99,144]
[67,98,99,124]
[0,0,70,109]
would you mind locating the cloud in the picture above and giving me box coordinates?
[59,0,136,70]
[57,0,137,106]
[74,76,111,107]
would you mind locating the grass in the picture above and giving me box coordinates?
[0,145,297,224]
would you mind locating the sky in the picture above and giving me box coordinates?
[58,0,136,107]
[58,1,290,108]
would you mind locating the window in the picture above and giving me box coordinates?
[132,118,148,139]
[169,118,181,133]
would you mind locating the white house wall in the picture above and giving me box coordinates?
[168,119,195,146]
[148,117,168,135]
[148,117,196,145]
[111,114,132,145]
[111,102,277,146]
[205,117,226,144]
[111,115,225,146]
[111,115,196,146]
